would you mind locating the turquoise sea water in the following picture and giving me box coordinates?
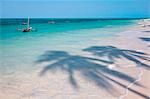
[0,19,137,74]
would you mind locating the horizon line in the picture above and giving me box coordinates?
[1,17,149,19]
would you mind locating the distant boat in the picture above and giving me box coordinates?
[22,22,27,25]
[22,18,32,32]
[17,18,36,32]
[48,21,55,24]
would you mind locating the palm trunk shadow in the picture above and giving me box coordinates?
[35,46,149,97]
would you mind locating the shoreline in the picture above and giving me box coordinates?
[0,19,150,99]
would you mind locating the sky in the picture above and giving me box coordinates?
[1,0,150,18]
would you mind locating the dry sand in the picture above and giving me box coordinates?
[0,20,150,99]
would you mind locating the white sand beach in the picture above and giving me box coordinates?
[0,19,150,99]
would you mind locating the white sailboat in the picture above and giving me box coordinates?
[17,18,36,32]
[22,18,32,32]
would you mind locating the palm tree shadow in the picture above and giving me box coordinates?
[139,37,150,42]
[83,46,150,69]
[35,48,149,97]
[142,30,150,33]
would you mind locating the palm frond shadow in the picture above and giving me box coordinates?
[35,45,150,98]
[142,30,150,33]
[139,37,150,42]
[83,46,150,69]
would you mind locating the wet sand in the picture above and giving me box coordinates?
[0,20,150,99]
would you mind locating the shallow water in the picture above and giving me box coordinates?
[0,19,137,74]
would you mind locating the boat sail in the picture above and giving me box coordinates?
[17,18,36,32]
[22,18,32,32]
